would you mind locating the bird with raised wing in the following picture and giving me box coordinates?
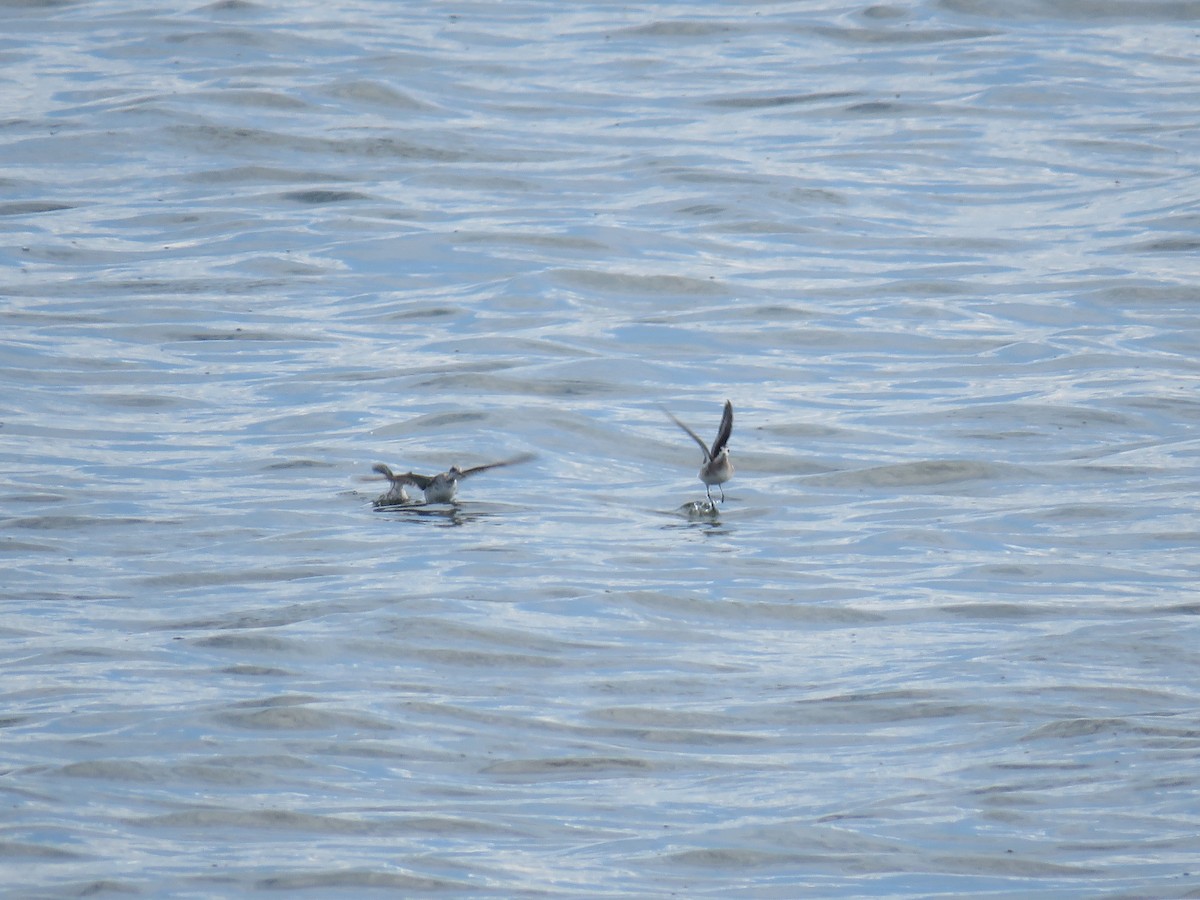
[664,399,734,503]
[370,463,414,507]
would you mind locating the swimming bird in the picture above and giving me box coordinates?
[664,399,734,503]
[370,463,413,506]
[375,453,535,504]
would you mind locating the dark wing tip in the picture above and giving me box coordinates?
[460,452,536,478]
[712,400,733,454]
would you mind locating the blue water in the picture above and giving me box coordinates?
[3,1,1200,896]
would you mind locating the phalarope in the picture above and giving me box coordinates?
[664,399,733,503]
[373,453,534,504]
[370,463,414,506]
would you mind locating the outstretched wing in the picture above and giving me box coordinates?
[710,400,733,456]
[373,464,431,489]
[664,408,713,462]
[458,452,536,479]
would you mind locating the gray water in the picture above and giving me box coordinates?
[4,1,1200,896]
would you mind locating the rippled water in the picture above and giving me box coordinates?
[4,0,1200,896]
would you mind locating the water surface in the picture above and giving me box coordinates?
[3,1,1200,896]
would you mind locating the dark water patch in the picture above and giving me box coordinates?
[5,515,158,532]
[216,705,394,733]
[370,643,564,671]
[926,854,1099,878]
[255,869,473,892]
[89,391,186,410]
[166,124,479,163]
[219,664,294,677]
[138,566,335,589]
[815,23,997,45]
[173,602,343,633]
[1121,237,1200,254]
[192,633,308,654]
[483,756,652,778]
[317,79,435,112]
[1020,716,1181,742]
[371,305,463,323]
[185,164,353,184]
[939,602,1068,620]
[0,840,88,861]
[198,0,266,13]
[549,268,731,298]
[612,20,740,38]
[58,758,301,787]
[139,808,379,834]
[707,90,859,109]
[789,689,987,725]
[940,0,1200,22]
[261,458,334,471]
[0,200,76,216]
[810,459,1016,489]
[191,88,311,111]
[279,189,370,204]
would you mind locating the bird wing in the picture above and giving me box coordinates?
[373,464,432,489]
[402,472,436,490]
[664,409,712,461]
[710,400,733,456]
[458,452,536,479]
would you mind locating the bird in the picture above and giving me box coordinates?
[371,453,535,504]
[664,399,734,503]
[370,463,414,506]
